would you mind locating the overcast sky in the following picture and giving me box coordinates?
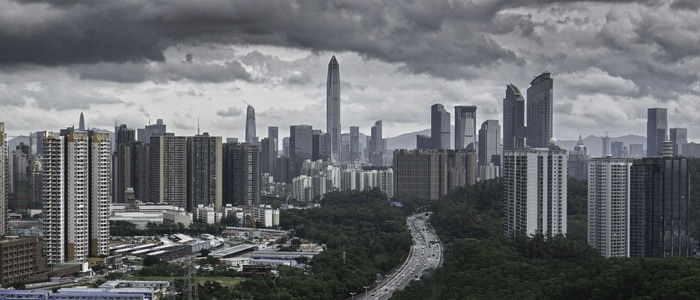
[1,0,699,144]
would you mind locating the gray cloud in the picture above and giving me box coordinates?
[216,107,243,118]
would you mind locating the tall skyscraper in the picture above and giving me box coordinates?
[138,119,166,143]
[114,124,136,203]
[503,146,567,238]
[268,126,279,156]
[260,137,277,176]
[349,126,360,162]
[78,113,85,131]
[10,142,30,211]
[601,135,610,157]
[646,108,667,157]
[454,106,477,151]
[431,104,450,149]
[223,142,261,207]
[630,155,690,257]
[503,84,526,150]
[629,144,644,158]
[567,135,588,180]
[187,133,222,212]
[289,125,313,182]
[669,127,687,156]
[587,157,633,258]
[245,105,257,144]
[478,120,501,179]
[327,56,341,162]
[369,121,384,166]
[526,72,553,148]
[312,132,331,161]
[149,134,188,209]
[42,129,111,266]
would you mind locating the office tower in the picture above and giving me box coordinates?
[393,149,476,200]
[455,106,477,151]
[0,124,5,236]
[282,137,290,158]
[567,135,588,180]
[149,134,187,209]
[587,157,633,258]
[503,146,567,238]
[187,133,222,212]
[629,144,644,158]
[630,155,690,257]
[431,104,451,149]
[478,120,502,179]
[601,135,610,157]
[132,142,150,202]
[312,132,331,161]
[349,126,360,162]
[611,141,626,158]
[10,142,30,211]
[245,105,257,144]
[526,72,554,148]
[223,143,260,207]
[327,56,341,162]
[369,121,384,166]
[669,127,687,156]
[113,124,135,203]
[42,129,111,266]
[261,137,277,176]
[414,134,429,150]
[503,84,526,150]
[137,119,166,143]
[268,126,279,156]
[289,125,313,182]
[78,112,85,131]
[647,108,667,157]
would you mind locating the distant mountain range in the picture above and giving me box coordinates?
[387,129,645,158]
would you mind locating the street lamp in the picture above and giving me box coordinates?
[350,292,356,300]
[364,285,370,295]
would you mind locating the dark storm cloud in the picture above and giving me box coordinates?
[670,0,700,11]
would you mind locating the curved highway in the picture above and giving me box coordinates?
[358,212,443,300]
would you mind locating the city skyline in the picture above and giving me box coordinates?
[0,1,699,142]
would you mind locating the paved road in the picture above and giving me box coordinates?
[358,212,443,300]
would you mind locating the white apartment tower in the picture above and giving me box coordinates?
[503,146,567,238]
[42,129,111,266]
[587,157,632,258]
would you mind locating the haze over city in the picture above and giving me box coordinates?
[1,0,700,141]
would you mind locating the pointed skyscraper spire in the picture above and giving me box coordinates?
[79,112,85,131]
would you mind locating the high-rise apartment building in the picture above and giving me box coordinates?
[526,72,554,148]
[149,134,187,209]
[478,120,501,179]
[454,106,477,151]
[503,146,567,238]
[646,108,667,157]
[187,133,222,212]
[431,104,450,149]
[42,129,111,266]
[587,157,632,258]
[503,84,526,150]
[137,119,166,143]
[630,156,690,257]
[289,125,313,182]
[222,143,261,207]
[327,56,341,162]
[245,105,257,144]
[393,149,476,200]
[0,123,5,236]
[669,127,687,156]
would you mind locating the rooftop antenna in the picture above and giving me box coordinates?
[242,99,250,106]
[197,117,200,135]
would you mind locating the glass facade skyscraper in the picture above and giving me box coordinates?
[454,106,477,151]
[646,108,667,157]
[327,56,341,162]
[431,104,450,149]
[526,72,553,148]
[503,84,526,150]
